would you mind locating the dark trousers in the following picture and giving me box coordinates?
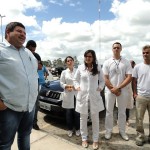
[33,80,41,125]
[0,107,35,150]
[66,108,80,131]
[126,109,130,121]
[66,96,80,131]
[33,97,39,125]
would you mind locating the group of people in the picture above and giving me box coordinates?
[60,43,150,149]
[0,21,150,150]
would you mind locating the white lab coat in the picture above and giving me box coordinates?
[60,68,77,108]
[74,64,105,115]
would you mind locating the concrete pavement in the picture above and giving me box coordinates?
[12,108,150,150]
[12,129,82,150]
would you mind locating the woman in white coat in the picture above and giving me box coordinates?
[74,50,105,150]
[60,56,80,137]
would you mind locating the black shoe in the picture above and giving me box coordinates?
[33,124,40,130]
[136,140,144,146]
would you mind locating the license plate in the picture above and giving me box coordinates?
[39,101,51,111]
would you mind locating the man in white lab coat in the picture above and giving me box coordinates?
[103,42,132,141]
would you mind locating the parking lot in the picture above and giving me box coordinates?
[12,107,150,150]
[12,75,150,150]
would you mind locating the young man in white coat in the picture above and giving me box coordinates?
[103,42,132,141]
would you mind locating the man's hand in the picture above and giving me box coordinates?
[0,99,7,111]
[133,93,138,99]
[111,87,121,96]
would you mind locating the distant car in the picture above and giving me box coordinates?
[51,67,65,77]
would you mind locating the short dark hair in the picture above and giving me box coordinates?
[112,42,122,48]
[5,22,25,38]
[33,53,41,62]
[26,40,37,48]
[142,45,150,51]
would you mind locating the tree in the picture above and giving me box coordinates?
[73,56,80,68]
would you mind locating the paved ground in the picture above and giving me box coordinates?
[12,107,150,150]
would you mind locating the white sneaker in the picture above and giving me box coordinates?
[105,132,111,140]
[68,130,73,137]
[120,132,129,141]
[75,130,80,136]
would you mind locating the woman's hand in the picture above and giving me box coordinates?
[76,87,81,91]
[66,85,74,92]
[133,93,138,99]
[0,99,7,111]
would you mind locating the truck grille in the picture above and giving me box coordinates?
[46,90,61,99]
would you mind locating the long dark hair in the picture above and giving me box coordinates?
[84,50,98,76]
[64,56,74,63]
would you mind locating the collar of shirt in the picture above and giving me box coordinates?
[2,39,25,50]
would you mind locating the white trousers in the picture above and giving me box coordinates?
[80,113,99,142]
[105,91,128,133]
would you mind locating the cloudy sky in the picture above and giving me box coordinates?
[0,0,150,64]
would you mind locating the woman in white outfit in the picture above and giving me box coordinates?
[74,50,105,150]
[60,56,80,137]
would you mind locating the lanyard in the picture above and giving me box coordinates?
[113,57,121,69]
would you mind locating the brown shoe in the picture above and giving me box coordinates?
[82,141,88,148]
[93,142,99,150]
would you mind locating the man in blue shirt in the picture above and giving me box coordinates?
[38,65,49,85]
[0,22,38,150]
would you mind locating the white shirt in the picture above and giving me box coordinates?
[103,57,132,92]
[132,62,150,97]
[60,68,77,108]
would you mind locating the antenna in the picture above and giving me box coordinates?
[98,0,101,61]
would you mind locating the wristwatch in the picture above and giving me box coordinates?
[118,88,121,92]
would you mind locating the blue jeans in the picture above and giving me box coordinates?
[0,107,35,150]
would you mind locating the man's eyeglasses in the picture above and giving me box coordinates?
[143,52,149,54]
[113,47,120,49]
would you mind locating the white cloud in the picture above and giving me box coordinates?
[1,0,150,64]
[49,0,63,6]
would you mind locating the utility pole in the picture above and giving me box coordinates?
[98,0,101,51]
[0,14,6,42]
